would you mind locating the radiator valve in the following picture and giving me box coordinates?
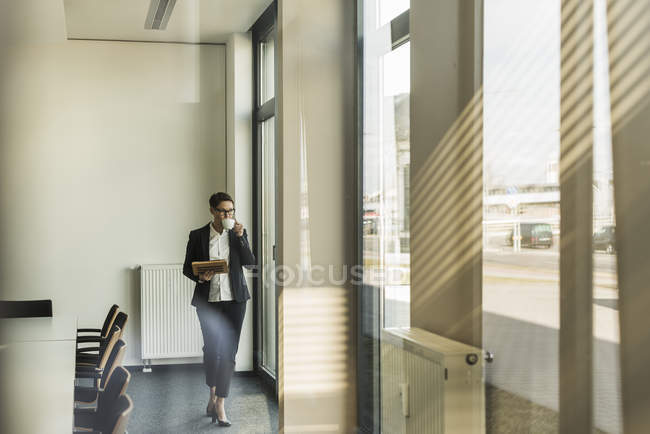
[399,383,409,417]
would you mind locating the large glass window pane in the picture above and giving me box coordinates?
[260,39,275,105]
[359,2,410,430]
[363,38,410,329]
[261,116,276,375]
[378,0,409,27]
[482,0,561,431]
[592,0,622,431]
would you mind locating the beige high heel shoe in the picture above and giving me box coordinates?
[214,405,231,426]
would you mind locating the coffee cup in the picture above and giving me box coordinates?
[222,218,236,230]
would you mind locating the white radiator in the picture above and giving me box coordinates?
[381,327,485,434]
[140,264,203,364]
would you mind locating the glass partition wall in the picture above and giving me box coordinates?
[482,1,562,430]
[357,0,624,432]
[483,1,621,431]
[592,0,622,431]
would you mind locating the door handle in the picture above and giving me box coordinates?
[485,351,495,363]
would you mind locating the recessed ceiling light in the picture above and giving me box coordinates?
[144,0,176,30]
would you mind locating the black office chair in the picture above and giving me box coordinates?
[73,393,133,434]
[75,339,127,405]
[74,366,131,430]
[76,324,121,371]
[0,299,52,318]
[77,312,128,356]
[78,304,119,339]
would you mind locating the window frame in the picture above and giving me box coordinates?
[356,2,410,431]
[251,0,278,395]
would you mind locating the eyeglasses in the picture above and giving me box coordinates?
[215,208,235,216]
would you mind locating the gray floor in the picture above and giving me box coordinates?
[126,365,278,433]
[486,385,607,434]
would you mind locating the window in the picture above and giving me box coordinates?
[357,1,410,431]
[592,0,622,431]
[482,1,562,429]
[359,1,627,432]
[252,1,277,388]
[260,38,274,104]
[378,0,409,27]
[362,7,410,331]
[483,1,622,431]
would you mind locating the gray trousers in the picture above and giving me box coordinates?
[195,300,246,397]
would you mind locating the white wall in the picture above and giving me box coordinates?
[226,32,254,371]
[0,1,230,366]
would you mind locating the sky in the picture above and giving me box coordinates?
[364,0,613,194]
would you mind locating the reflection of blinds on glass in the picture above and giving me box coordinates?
[297,38,312,276]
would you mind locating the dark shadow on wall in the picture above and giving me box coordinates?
[125,266,142,362]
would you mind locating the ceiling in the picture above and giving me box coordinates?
[63,0,272,44]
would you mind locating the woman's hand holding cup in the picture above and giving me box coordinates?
[233,221,244,237]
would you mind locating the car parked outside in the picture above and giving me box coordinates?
[593,225,616,254]
[506,222,554,248]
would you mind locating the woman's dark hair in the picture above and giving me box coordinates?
[209,192,234,210]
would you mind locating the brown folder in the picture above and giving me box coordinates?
[191,260,229,276]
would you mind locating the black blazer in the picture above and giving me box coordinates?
[183,223,256,306]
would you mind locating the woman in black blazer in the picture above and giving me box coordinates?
[183,192,256,426]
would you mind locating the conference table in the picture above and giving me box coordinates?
[0,316,78,433]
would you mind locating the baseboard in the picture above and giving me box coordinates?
[124,363,256,376]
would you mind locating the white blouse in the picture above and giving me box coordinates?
[207,222,232,302]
